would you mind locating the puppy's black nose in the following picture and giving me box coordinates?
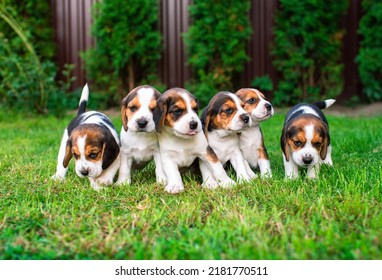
[80,170,89,176]
[265,103,272,111]
[303,157,313,165]
[240,114,250,124]
[189,120,198,130]
[137,118,148,128]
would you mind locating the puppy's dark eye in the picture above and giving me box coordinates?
[247,98,256,104]
[89,153,98,159]
[313,142,321,148]
[73,153,79,159]
[224,107,234,115]
[293,140,302,147]
[172,108,183,117]
[129,105,137,112]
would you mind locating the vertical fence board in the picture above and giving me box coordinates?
[340,0,362,100]
[51,0,96,90]
[243,0,278,98]
[159,0,191,88]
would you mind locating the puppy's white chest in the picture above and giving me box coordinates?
[159,133,206,167]
[121,130,158,163]
[209,131,240,164]
[166,148,197,167]
[239,126,263,163]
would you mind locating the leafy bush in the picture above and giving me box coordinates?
[272,0,348,106]
[184,0,252,106]
[0,3,73,115]
[252,75,273,94]
[356,0,382,102]
[83,0,162,102]
[0,0,55,60]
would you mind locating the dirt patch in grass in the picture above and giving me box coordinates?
[327,102,382,117]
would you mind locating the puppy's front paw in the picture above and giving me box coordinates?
[284,173,299,180]
[261,171,272,179]
[202,177,218,189]
[236,175,253,183]
[97,177,113,186]
[91,181,102,191]
[164,184,184,194]
[116,178,131,186]
[51,174,65,181]
[156,175,167,185]
[92,177,113,191]
[218,178,236,188]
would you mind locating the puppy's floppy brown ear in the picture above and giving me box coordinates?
[63,139,73,168]
[153,96,167,134]
[101,129,120,170]
[319,124,329,160]
[121,96,129,132]
[280,126,290,162]
[201,106,212,140]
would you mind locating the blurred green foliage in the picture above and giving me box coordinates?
[0,1,73,116]
[272,0,348,106]
[0,0,55,60]
[357,0,382,102]
[252,75,274,95]
[83,0,163,103]
[184,0,252,107]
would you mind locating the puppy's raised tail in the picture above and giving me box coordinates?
[77,83,89,116]
[313,99,336,110]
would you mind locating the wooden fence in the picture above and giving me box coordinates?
[51,0,362,100]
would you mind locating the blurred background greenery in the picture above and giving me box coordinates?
[0,0,381,115]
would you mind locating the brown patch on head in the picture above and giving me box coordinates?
[69,125,105,162]
[154,88,198,133]
[206,145,219,163]
[212,99,237,130]
[202,92,238,138]
[281,115,329,161]
[310,120,329,160]
[69,124,120,170]
[236,88,265,114]
[121,85,160,131]
[164,91,187,128]
[148,97,157,111]
[189,96,199,112]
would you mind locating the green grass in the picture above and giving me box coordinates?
[0,109,381,260]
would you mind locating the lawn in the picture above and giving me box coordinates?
[0,107,381,260]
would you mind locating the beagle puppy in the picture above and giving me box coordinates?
[281,99,335,179]
[201,91,256,182]
[236,88,274,177]
[51,84,120,190]
[154,88,235,194]
[117,85,166,185]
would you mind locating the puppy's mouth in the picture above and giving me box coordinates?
[130,127,154,133]
[183,130,198,136]
[232,123,250,132]
[175,129,199,137]
[253,113,272,122]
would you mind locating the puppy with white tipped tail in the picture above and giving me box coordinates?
[281,99,335,179]
[51,84,120,190]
